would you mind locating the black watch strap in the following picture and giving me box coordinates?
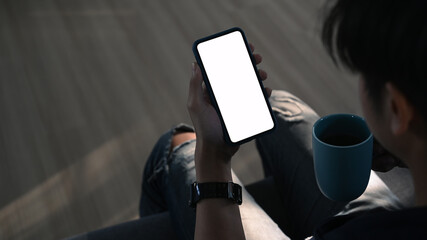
[188,182,242,208]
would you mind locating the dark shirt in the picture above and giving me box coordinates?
[313,207,427,239]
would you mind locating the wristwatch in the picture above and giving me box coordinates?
[188,182,243,208]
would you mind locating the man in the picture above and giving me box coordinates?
[140,0,427,239]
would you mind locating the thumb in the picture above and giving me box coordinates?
[188,62,204,109]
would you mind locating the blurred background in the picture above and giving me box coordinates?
[0,0,413,239]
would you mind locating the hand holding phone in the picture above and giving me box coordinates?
[191,27,276,145]
[188,63,240,158]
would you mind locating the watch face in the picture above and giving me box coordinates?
[189,182,199,208]
[235,185,243,205]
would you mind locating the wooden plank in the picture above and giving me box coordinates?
[0,0,364,239]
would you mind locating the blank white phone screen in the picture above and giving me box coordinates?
[197,31,274,143]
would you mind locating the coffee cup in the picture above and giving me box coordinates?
[312,114,373,201]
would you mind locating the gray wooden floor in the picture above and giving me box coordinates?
[0,0,397,239]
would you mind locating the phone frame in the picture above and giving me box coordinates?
[192,27,276,145]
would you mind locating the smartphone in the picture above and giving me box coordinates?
[193,27,276,145]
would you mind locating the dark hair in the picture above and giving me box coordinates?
[322,0,427,117]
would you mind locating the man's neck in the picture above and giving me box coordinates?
[412,168,427,207]
[406,140,427,207]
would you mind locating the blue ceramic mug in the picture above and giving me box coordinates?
[312,114,373,201]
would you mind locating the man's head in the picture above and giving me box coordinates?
[322,0,427,166]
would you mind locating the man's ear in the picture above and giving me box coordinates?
[386,83,415,136]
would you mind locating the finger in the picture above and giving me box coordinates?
[202,81,206,92]
[201,81,211,104]
[265,87,273,98]
[254,54,262,65]
[258,69,268,80]
[188,63,204,109]
[249,43,255,52]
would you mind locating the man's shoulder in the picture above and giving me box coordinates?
[313,206,427,240]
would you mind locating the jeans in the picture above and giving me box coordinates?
[139,90,402,240]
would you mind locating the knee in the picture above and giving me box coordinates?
[170,132,196,155]
[269,90,319,122]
